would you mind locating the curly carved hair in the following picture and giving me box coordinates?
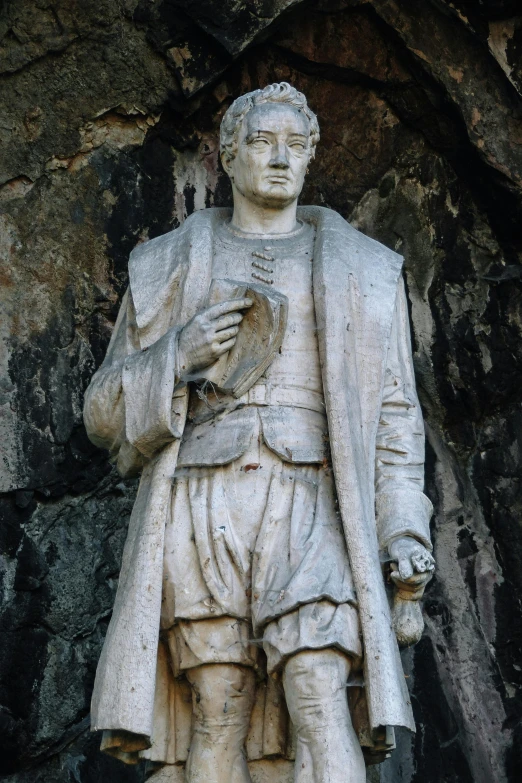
[220,82,320,163]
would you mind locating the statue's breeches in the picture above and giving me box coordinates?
[162,437,361,674]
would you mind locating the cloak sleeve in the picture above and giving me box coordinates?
[374,277,433,551]
[83,288,185,474]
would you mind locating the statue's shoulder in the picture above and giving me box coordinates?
[129,226,181,266]
[128,208,231,301]
[127,209,232,331]
[299,205,403,272]
[129,208,229,269]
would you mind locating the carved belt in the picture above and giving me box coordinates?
[239,384,325,415]
[187,382,326,424]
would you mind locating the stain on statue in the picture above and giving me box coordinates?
[84,83,435,783]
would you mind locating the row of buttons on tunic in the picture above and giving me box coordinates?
[251,249,275,285]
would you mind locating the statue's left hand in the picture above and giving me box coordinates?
[388,536,435,581]
[389,538,434,646]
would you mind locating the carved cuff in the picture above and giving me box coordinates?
[122,327,182,458]
[375,489,433,552]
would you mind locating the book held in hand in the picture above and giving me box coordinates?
[199,278,288,398]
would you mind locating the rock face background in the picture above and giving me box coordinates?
[1,1,521,781]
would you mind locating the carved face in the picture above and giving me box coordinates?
[223,102,311,209]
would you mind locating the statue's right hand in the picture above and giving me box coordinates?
[177,298,252,378]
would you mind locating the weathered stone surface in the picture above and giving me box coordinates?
[1,1,521,781]
[168,0,302,56]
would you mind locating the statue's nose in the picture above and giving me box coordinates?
[269,143,290,169]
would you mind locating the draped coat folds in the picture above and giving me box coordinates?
[83,206,433,764]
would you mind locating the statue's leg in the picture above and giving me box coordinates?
[282,649,366,783]
[184,663,255,783]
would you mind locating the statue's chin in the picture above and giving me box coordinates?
[250,188,301,210]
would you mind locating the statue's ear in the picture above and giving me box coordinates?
[221,151,233,179]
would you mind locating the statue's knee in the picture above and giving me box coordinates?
[283,649,354,736]
[284,648,351,699]
[187,664,254,725]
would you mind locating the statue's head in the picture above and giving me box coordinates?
[220,82,320,210]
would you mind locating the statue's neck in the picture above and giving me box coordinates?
[230,188,299,236]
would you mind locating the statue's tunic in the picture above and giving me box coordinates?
[162,221,360,675]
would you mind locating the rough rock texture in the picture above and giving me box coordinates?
[1,1,521,781]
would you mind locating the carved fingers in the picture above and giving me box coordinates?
[411,548,435,574]
[398,552,415,581]
[213,325,239,343]
[388,535,435,581]
[213,312,244,332]
[178,297,252,376]
[205,298,253,320]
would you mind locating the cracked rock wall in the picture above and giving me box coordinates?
[1,1,521,781]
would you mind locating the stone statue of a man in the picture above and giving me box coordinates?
[84,82,435,783]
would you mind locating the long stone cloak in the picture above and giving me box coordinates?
[83,206,433,763]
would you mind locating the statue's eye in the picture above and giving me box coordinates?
[289,141,306,150]
[251,138,270,147]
